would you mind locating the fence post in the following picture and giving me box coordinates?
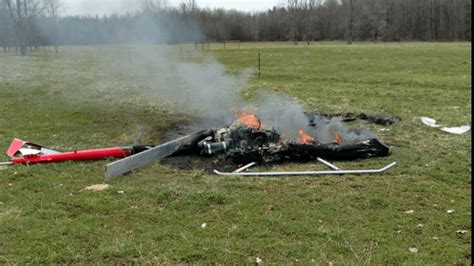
[258,53,261,78]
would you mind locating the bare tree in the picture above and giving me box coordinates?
[360,0,383,42]
[45,0,62,56]
[2,0,44,55]
[1,0,467,47]
[0,3,11,52]
[179,0,197,16]
[346,0,354,44]
[141,0,168,12]
[287,0,300,44]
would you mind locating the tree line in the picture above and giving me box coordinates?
[0,0,471,55]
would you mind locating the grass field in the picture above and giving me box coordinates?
[0,42,471,264]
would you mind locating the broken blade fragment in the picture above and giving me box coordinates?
[0,162,13,170]
[105,130,213,179]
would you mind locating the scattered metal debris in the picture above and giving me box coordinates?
[105,111,393,178]
[233,162,257,173]
[5,110,396,179]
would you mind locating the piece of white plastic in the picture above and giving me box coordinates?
[408,247,418,253]
[421,117,470,134]
[440,125,471,134]
[421,117,443,128]
[82,184,110,192]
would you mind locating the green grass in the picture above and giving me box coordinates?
[0,42,471,264]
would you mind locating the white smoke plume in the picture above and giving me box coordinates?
[253,93,377,143]
[33,8,378,144]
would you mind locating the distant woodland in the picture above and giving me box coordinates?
[1,0,471,55]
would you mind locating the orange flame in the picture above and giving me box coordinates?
[298,129,314,144]
[233,109,261,129]
[335,133,343,144]
[239,113,261,129]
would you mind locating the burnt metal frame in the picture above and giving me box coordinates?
[215,158,396,176]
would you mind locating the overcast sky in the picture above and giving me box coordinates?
[62,0,285,16]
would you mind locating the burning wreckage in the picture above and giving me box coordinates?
[195,112,391,164]
[105,111,396,178]
[2,111,397,177]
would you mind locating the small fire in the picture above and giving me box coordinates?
[335,133,343,144]
[298,129,314,144]
[235,111,261,129]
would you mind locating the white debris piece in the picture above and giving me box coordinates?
[117,190,125,194]
[421,117,442,128]
[408,247,418,253]
[447,209,455,214]
[404,210,414,214]
[432,236,439,240]
[420,117,470,134]
[417,224,424,227]
[256,257,263,264]
[440,125,471,134]
[82,184,110,192]
[201,223,207,229]
[456,229,468,234]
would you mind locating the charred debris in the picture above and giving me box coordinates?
[169,112,394,165]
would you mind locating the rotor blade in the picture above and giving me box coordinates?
[105,130,213,179]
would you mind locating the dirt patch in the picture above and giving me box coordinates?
[161,155,236,174]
